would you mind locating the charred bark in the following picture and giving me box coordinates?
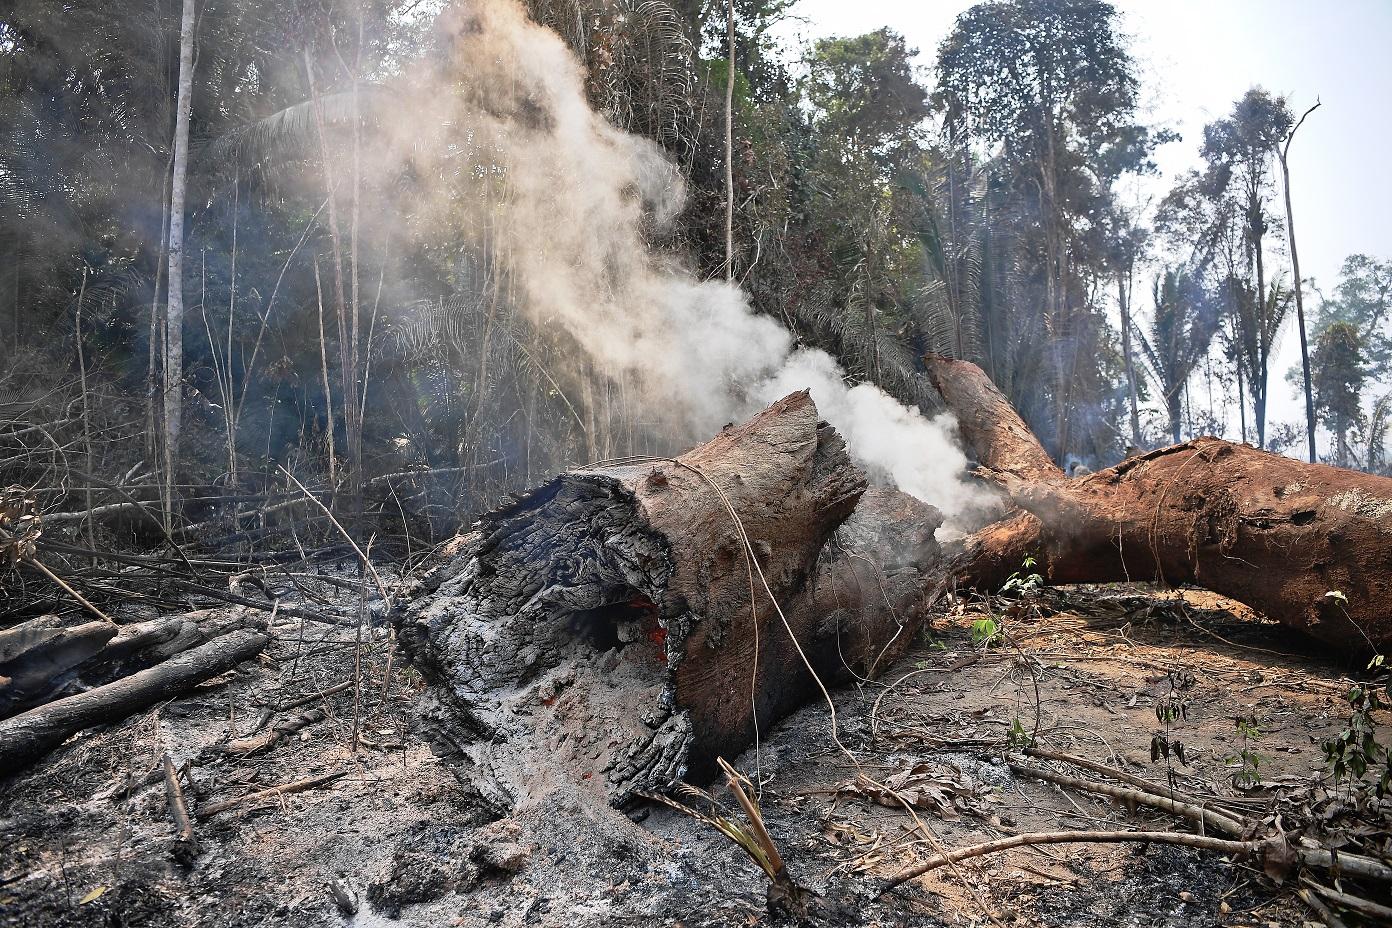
[397,392,944,811]
[0,629,269,773]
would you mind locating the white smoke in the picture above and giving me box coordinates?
[384,0,994,530]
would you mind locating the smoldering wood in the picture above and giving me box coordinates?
[0,629,270,773]
[0,610,269,720]
[397,391,946,814]
[398,358,1391,827]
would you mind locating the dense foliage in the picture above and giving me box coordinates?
[1,0,1387,548]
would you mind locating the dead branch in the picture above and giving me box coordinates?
[215,708,325,756]
[882,829,1257,892]
[195,768,348,819]
[0,630,269,774]
[162,751,199,863]
[1009,759,1254,838]
[1302,877,1392,923]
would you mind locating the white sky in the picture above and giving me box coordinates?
[773,0,1392,438]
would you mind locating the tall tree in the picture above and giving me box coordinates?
[1310,321,1365,467]
[1277,100,1320,462]
[163,0,197,526]
[935,0,1145,460]
[1199,88,1293,448]
[1135,269,1220,444]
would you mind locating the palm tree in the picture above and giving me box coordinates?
[1136,269,1221,445]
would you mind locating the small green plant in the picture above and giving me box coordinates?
[1000,555,1043,596]
[1226,715,1266,787]
[1323,654,1392,797]
[970,616,1001,647]
[1008,716,1031,749]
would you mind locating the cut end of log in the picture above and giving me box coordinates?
[398,392,928,809]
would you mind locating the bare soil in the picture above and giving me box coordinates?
[1,578,1384,928]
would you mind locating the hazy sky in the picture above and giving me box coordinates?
[773,0,1392,433]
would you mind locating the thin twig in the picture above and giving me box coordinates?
[882,829,1255,892]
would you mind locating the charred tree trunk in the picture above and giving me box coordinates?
[399,359,1391,822]
[397,392,943,811]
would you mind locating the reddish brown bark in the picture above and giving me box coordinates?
[930,356,1392,652]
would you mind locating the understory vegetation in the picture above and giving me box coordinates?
[1,0,1389,559]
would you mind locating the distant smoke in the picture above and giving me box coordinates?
[379,0,993,530]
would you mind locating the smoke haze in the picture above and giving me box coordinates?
[386,0,993,529]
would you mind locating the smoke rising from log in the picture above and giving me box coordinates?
[384,0,992,527]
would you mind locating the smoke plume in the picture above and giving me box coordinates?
[383,0,992,529]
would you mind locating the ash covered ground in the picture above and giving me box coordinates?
[0,578,1379,928]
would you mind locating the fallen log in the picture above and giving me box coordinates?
[0,629,269,774]
[398,359,1392,825]
[927,356,1392,652]
[398,392,941,810]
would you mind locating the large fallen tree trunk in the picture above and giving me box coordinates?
[399,361,1392,818]
[398,392,943,811]
[928,356,1392,652]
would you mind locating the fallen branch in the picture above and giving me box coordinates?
[162,751,199,863]
[1010,759,1392,883]
[1021,747,1250,830]
[882,829,1256,892]
[1008,759,1250,838]
[251,679,352,731]
[195,768,348,819]
[0,630,269,774]
[1302,877,1392,923]
[1298,886,1352,928]
[215,708,325,756]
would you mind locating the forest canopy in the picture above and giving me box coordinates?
[2,0,1388,546]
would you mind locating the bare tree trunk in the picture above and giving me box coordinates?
[723,0,735,282]
[1281,102,1322,464]
[1118,266,1141,447]
[163,0,196,530]
[306,49,360,518]
[147,156,173,467]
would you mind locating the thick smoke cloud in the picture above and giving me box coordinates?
[386,0,992,529]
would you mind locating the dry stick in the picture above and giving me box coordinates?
[217,708,325,756]
[21,556,113,624]
[1012,761,1392,883]
[161,751,198,860]
[195,768,348,819]
[1022,747,1227,818]
[1298,886,1352,928]
[269,679,353,717]
[349,538,372,753]
[1302,877,1392,923]
[168,579,348,627]
[1009,760,1249,838]
[275,467,389,607]
[882,830,1257,892]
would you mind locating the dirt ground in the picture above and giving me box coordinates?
[1,576,1386,928]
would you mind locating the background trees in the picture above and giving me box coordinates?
[2,0,1387,552]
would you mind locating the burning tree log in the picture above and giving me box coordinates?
[401,359,1392,816]
[398,391,944,810]
[928,357,1392,652]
